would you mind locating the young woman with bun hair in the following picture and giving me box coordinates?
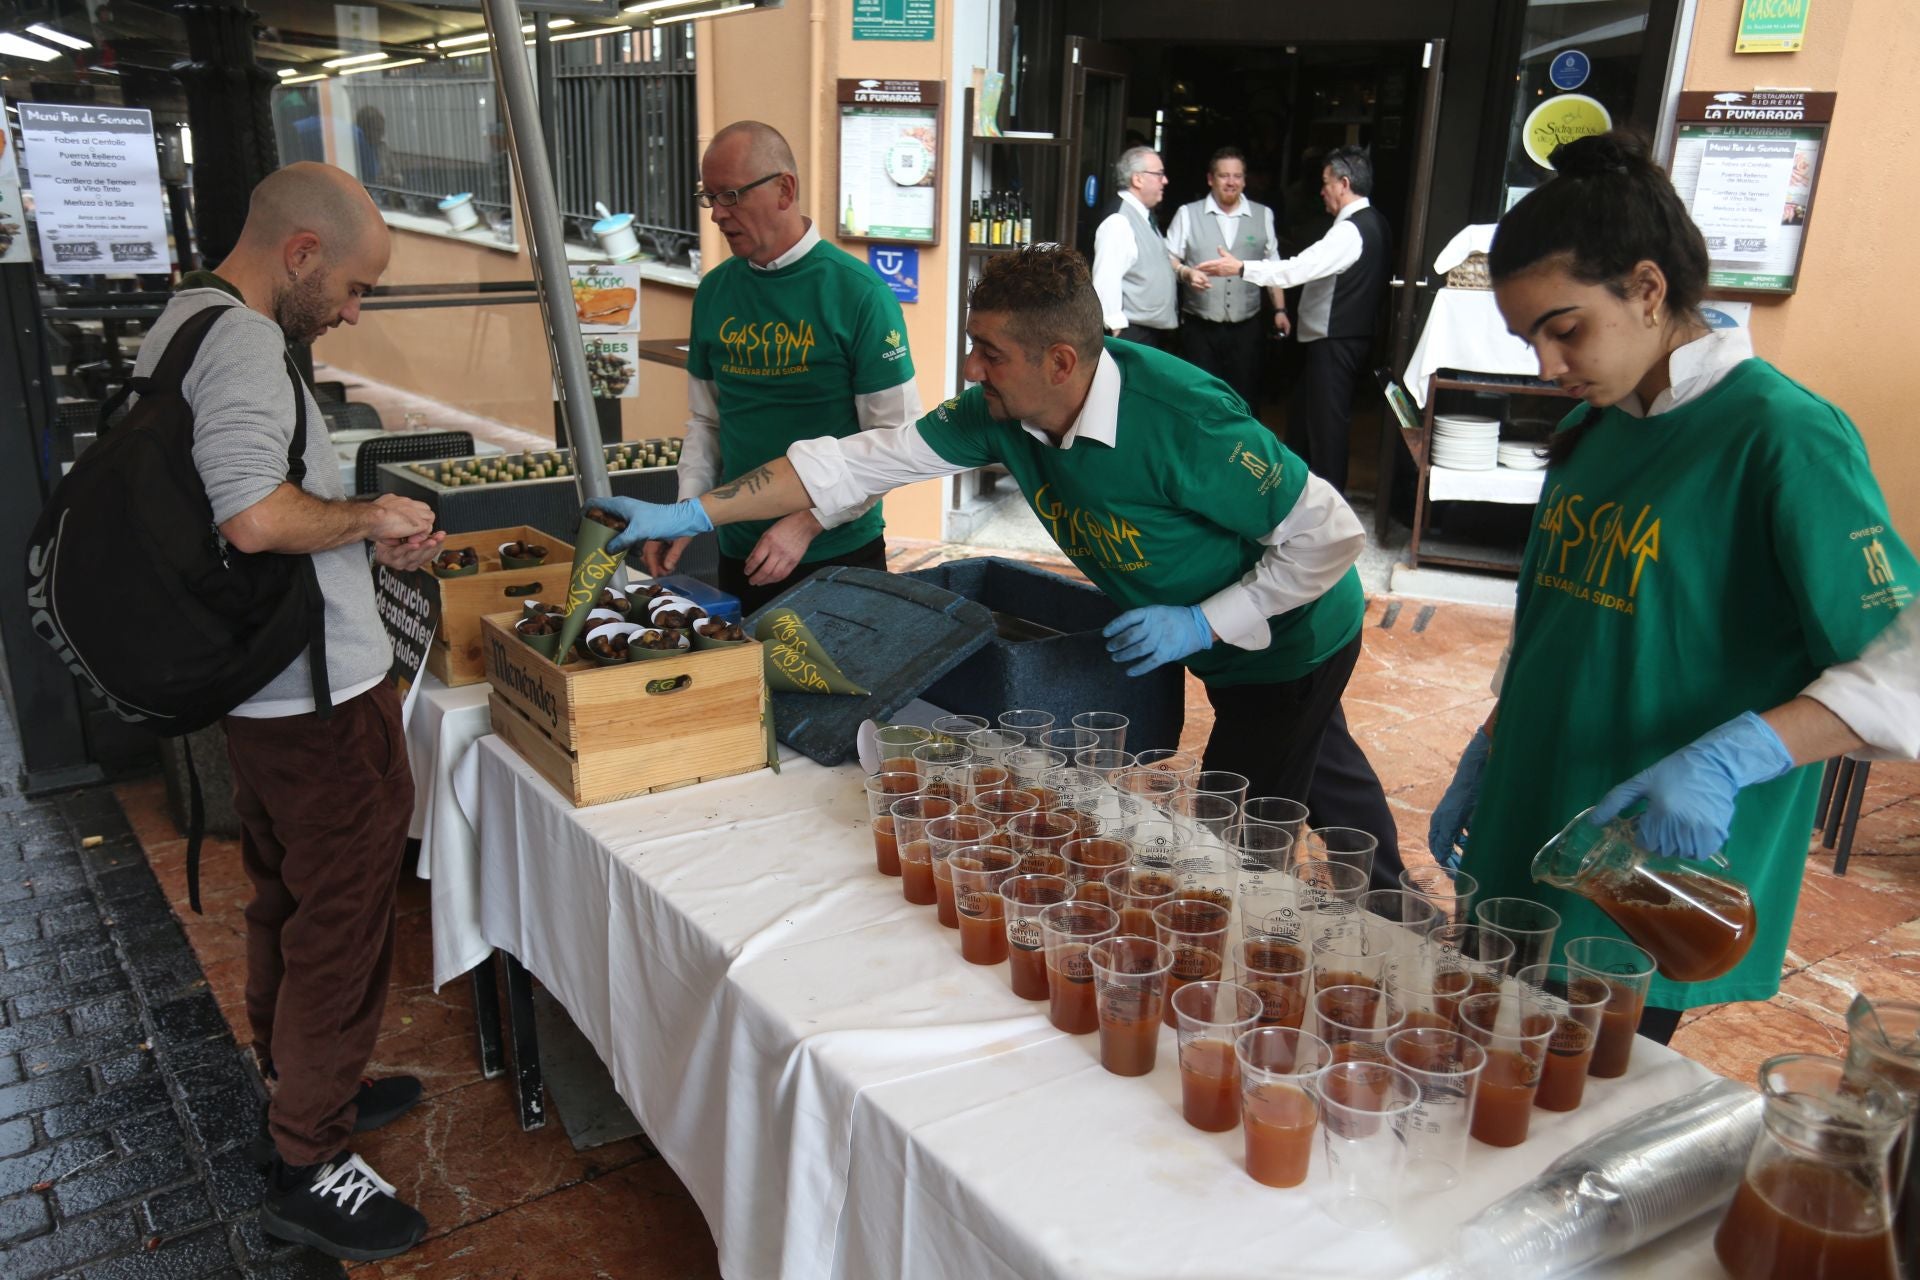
[1426,131,1916,1041]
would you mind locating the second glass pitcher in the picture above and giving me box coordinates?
[1531,808,1757,983]
[1713,1053,1902,1280]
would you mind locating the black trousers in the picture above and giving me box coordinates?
[1287,334,1374,494]
[1182,314,1264,411]
[719,534,889,617]
[1199,633,1404,891]
[1117,324,1177,352]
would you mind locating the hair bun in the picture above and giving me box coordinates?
[1550,132,1647,179]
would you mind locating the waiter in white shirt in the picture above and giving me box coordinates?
[1166,146,1285,412]
[1090,147,1204,351]
[1198,146,1390,494]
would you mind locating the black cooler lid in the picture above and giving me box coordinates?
[746,566,996,766]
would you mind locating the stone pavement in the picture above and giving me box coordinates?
[0,718,342,1279]
[9,547,1919,1277]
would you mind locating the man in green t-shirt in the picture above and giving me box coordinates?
[645,120,922,614]
[592,246,1404,886]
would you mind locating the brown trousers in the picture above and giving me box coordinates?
[225,681,413,1166]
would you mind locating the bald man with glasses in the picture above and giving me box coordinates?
[646,119,923,612]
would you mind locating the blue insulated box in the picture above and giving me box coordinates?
[645,574,741,622]
[746,567,997,766]
[904,558,1185,753]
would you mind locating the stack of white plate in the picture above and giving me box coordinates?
[1431,414,1499,471]
[1498,441,1550,471]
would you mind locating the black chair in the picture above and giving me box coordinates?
[355,430,474,496]
[312,380,348,405]
[1814,756,1872,876]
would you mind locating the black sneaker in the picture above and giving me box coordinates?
[260,1152,427,1262]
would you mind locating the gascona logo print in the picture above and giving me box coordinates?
[1533,484,1661,616]
[716,314,816,377]
[1031,484,1150,572]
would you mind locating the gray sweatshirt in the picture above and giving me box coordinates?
[134,288,392,716]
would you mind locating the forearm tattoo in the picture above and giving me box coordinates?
[708,465,775,502]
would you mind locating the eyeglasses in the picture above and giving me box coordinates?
[694,172,782,208]
[1144,170,1168,179]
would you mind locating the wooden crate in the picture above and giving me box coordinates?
[480,612,767,806]
[426,526,577,687]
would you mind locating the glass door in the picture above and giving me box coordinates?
[1061,37,1130,261]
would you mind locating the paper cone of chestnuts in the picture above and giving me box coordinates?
[552,508,630,663]
[753,608,868,696]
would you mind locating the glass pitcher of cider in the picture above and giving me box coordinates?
[1530,808,1757,983]
[1844,996,1920,1279]
[1713,1054,1902,1280]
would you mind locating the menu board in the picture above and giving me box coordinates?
[568,263,642,333]
[836,79,942,246]
[582,332,640,399]
[0,96,28,266]
[16,102,171,276]
[1670,91,1833,294]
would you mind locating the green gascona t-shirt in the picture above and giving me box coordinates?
[914,339,1363,686]
[1462,358,1917,1010]
[687,239,916,562]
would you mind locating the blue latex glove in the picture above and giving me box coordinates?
[1590,711,1796,862]
[1428,727,1492,873]
[583,496,713,556]
[1102,604,1213,677]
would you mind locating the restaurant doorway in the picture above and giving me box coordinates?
[1069,36,1448,506]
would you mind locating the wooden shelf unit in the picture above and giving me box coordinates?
[1401,372,1580,576]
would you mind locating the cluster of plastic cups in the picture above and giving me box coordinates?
[861,716,1659,1225]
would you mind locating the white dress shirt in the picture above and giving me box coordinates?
[788,350,1365,651]
[1091,191,1159,333]
[1488,324,1919,759]
[1165,195,1279,263]
[676,220,924,529]
[1237,198,1368,291]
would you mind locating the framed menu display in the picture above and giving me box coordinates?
[836,79,942,247]
[1670,91,1834,294]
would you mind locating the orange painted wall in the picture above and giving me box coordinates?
[312,228,694,441]
[1686,0,1918,539]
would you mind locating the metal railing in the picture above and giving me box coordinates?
[268,26,700,262]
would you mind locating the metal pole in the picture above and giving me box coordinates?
[480,0,611,504]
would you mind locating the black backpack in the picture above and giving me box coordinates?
[24,302,333,910]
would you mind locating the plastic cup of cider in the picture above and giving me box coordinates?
[1174,981,1264,1131]
[1090,936,1175,1076]
[1235,1027,1332,1189]
[864,771,922,876]
[1564,935,1657,1079]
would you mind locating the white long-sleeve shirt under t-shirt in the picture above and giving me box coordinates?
[786,349,1365,651]
[1488,324,1920,759]
[1091,191,1164,333]
[675,222,925,529]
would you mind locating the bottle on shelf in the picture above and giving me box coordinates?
[968,198,984,244]
[1018,196,1033,246]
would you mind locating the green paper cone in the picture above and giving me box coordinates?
[552,516,629,663]
[753,608,869,696]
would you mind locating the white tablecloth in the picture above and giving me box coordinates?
[1403,289,1538,407]
[400,672,494,989]
[465,734,1730,1280]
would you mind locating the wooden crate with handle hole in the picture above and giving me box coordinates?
[480,612,767,806]
[426,526,576,686]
